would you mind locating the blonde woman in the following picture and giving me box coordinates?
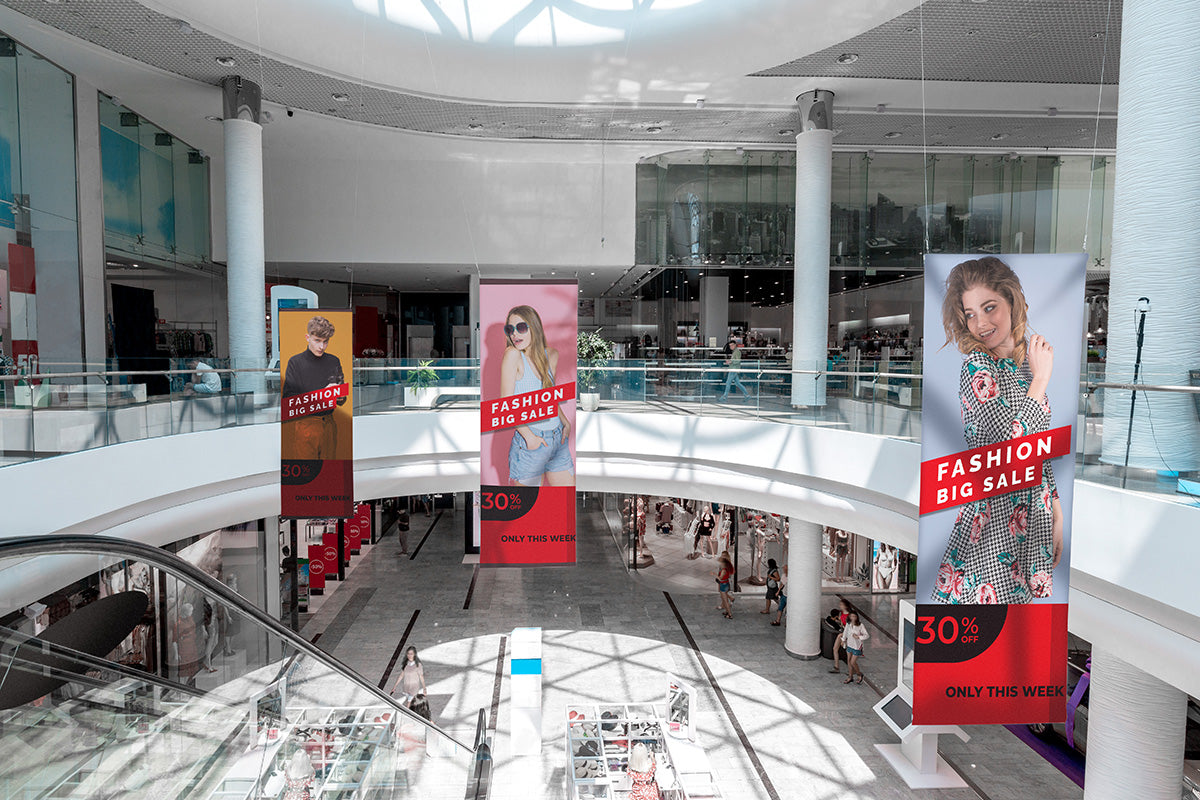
[932,257,1063,605]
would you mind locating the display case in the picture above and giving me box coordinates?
[206,705,399,800]
[565,703,670,800]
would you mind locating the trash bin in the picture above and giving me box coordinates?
[820,618,841,660]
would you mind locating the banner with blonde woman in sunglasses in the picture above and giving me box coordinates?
[480,280,577,565]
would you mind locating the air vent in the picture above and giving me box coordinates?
[154,133,173,146]
[120,112,139,127]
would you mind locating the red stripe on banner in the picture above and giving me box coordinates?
[281,383,350,421]
[919,425,1072,515]
[481,383,576,432]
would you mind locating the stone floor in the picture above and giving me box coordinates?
[300,499,1084,800]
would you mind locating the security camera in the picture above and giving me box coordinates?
[286,108,294,118]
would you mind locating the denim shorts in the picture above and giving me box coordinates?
[847,646,863,657]
[509,425,574,485]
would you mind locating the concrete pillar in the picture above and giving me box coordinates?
[75,79,106,371]
[221,76,266,392]
[700,276,729,349]
[784,518,822,659]
[791,90,833,407]
[1099,0,1200,471]
[1083,647,1187,800]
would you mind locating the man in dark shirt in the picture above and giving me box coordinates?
[282,315,346,459]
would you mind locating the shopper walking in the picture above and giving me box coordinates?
[720,340,750,401]
[842,612,869,684]
[761,559,782,615]
[715,556,734,619]
[828,599,852,674]
[390,646,427,707]
[771,565,788,626]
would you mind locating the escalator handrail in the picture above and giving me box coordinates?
[0,534,479,753]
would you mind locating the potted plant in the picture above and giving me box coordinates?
[404,360,439,407]
[577,329,614,412]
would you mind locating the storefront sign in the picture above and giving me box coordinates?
[914,253,1085,725]
[280,309,354,519]
[479,280,578,564]
[307,544,326,592]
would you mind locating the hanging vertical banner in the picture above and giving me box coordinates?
[480,280,577,564]
[281,310,354,519]
[914,254,1085,725]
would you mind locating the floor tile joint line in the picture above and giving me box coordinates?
[378,609,421,690]
[662,591,781,800]
[409,511,443,560]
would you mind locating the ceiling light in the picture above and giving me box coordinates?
[205,115,221,122]
[990,133,1008,140]
[1091,31,1105,39]
[331,92,350,102]
[884,131,902,139]
[875,104,887,113]
[695,98,706,109]
[836,53,859,64]
[175,19,194,34]
[646,126,663,133]
[966,28,980,36]
[1047,107,1058,117]
[215,56,237,67]
[777,128,795,136]
[467,123,483,130]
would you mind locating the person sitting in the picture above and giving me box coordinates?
[186,359,222,394]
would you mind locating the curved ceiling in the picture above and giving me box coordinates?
[0,0,1118,148]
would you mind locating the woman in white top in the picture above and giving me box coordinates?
[842,612,869,685]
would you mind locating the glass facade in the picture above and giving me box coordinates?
[637,149,1114,280]
[99,94,211,268]
[0,33,81,370]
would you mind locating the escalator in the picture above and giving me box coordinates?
[0,535,484,799]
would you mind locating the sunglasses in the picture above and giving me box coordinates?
[504,322,529,337]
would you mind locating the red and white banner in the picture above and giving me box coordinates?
[282,383,350,422]
[914,253,1085,725]
[280,309,354,519]
[479,280,577,565]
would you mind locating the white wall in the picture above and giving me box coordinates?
[260,116,641,271]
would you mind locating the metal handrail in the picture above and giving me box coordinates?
[2,365,1195,394]
[0,535,478,754]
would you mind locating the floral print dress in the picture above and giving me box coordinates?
[932,350,1059,604]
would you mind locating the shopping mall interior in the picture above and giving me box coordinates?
[0,0,1198,798]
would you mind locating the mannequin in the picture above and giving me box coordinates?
[283,749,315,800]
[171,602,199,684]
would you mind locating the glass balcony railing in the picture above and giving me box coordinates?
[0,359,1196,507]
[0,535,479,800]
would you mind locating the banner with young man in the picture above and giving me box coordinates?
[280,309,354,519]
[913,253,1085,725]
[480,280,577,564]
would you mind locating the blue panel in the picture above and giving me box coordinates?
[510,658,542,675]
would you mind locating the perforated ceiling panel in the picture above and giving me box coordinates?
[0,0,1117,147]
[752,0,1122,84]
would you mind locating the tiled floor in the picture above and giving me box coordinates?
[301,500,1083,800]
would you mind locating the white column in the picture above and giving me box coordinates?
[222,76,266,393]
[1083,647,1187,800]
[469,273,480,359]
[700,276,729,348]
[1099,0,1200,471]
[74,78,106,371]
[791,90,833,407]
[784,518,822,659]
